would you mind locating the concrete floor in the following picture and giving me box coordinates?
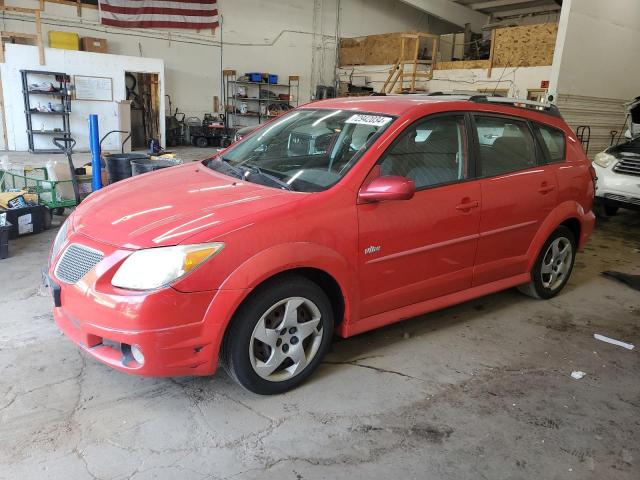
[0,188,639,479]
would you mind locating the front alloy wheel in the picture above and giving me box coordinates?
[221,275,334,394]
[249,297,323,382]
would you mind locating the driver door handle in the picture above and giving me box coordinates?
[455,200,479,211]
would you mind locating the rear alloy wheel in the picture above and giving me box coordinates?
[221,275,334,394]
[518,226,576,299]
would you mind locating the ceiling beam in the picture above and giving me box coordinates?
[470,0,539,10]
[492,4,561,18]
[398,0,488,32]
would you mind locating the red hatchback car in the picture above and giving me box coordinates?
[48,95,595,394]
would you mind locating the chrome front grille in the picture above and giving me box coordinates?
[613,156,640,176]
[604,193,640,206]
[54,243,104,284]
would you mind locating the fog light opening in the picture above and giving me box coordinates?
[131,344,145,365]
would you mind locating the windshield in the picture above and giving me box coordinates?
[206,109,395,192]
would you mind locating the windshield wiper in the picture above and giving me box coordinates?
[240,164,294,191]
[207,158,244,179]
[212,157,294,191]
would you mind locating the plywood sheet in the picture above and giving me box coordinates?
[436,59,490,70]
[340,32,419,66]
[493,23,557,67]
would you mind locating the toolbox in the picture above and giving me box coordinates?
[4,205,47,239]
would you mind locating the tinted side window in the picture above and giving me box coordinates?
[379,115,468,189]
[536,124,566,162]
[475,116,537,177]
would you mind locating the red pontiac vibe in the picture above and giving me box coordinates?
[47,95,595,394]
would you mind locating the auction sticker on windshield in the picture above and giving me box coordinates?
[345,114,392,127]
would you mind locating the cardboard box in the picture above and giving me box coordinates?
[49,31,80,50]
[81,37,108,53]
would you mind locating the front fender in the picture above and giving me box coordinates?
[220,242,358,328]
[526,200,594,271]
[195,243,357,373]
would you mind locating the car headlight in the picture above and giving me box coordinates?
[593,151,617,168]
[111,242,224,290]
[50,217,70,261]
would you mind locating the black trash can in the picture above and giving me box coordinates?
[131,159,181,176]
[105,153,148,183]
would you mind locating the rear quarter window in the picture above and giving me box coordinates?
[536,124,566,162]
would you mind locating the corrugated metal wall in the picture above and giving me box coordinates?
[556,94,627,159]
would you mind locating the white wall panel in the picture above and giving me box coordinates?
[1,44,164,152]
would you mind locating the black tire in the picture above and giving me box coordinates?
[43,207,52,230]
[518,225,576,300]
[220,274,334,395]
[594,203,618,218]
[195,136,209,148]
[52,207,65,216]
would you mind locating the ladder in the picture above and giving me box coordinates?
[382,33,439,94]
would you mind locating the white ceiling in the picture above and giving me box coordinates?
[453,0,562,18]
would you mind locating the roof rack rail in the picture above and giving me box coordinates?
[366,91,562,119]
[469,95,562,118]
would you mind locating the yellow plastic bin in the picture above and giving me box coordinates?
[48,31,80,50]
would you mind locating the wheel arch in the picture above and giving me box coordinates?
[526,200,588,271]
[560,217,581,245]
[218,242,357,331]
[231,267,346,327]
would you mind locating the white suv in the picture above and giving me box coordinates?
[593,136,640,215]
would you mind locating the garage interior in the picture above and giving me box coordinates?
[0,0,639,479]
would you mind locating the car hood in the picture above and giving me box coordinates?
[73,162,297,249]
[608,136,640,156]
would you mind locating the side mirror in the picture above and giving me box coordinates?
[358,175,415,203]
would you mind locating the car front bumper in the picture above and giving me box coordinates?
[48,234,247,377]
[593,163,640,211]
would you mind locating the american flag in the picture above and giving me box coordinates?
[99,0,219,30]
